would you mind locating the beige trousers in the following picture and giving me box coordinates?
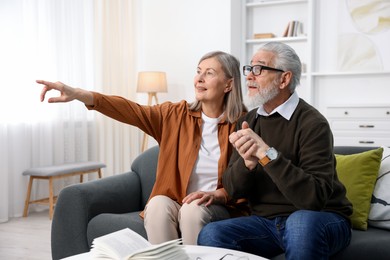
[144,195,230,245]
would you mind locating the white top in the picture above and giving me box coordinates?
[187,112,221,194]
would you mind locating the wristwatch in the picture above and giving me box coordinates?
[258,147,278,166]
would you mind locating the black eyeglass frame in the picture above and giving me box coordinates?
[242,65,284,76]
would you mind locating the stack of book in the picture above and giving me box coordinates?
[253,20,303,39]
[283,20,303,37]
[253,32,275,39]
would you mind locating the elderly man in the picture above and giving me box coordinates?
[197,42,352,260]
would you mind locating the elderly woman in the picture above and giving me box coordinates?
[37,50,247,245]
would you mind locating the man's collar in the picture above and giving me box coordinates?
[256,91,299,120]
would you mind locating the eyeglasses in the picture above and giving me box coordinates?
[243,65,284,76]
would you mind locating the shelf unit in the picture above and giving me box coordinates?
[241,0,314,103]
[241,0,390,147]
[245,36,308,45]
[312,71,390,77]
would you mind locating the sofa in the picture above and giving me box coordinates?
[51,146,390,260]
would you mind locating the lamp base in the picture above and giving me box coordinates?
[142,92,159,152]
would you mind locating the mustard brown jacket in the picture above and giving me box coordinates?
[87,92,241,211]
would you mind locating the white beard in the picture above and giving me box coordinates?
[243,93,261,110]
[244,81,279,110]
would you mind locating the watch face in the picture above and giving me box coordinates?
[267,147,278,160]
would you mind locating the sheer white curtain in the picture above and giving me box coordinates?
[93,0,140,179]
[0,0,138,222]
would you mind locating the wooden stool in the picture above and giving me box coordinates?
[22,161,106,219]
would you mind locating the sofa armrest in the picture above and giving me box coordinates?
[51,171,141,260]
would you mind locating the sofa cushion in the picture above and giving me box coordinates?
[336,147,383,230]
[369,146,390,230]
[87,212,147,247]
[330,227,390,260]
[271,227,390,260]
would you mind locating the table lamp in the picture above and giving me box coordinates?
[137,71,167,151]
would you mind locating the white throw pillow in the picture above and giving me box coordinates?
[368,146,390,229]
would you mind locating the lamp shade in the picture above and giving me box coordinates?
[137,71,167,93]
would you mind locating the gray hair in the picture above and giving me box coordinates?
[258,42,301,92]
[189,51,247,123]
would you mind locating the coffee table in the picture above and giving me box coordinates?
[61,245,267,259]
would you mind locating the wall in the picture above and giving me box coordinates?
[135,0,240,104]
[313,0,390,113]
[134,0,241,148]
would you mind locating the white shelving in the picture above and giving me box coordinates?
[246,0,308,7]
[241,0,390,147]
[246,36,308,44]
[312,71,390,77]
[241,0,314,103]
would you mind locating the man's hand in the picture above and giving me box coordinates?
[229,121,269,170]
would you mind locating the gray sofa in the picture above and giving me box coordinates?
[51,146,390,260]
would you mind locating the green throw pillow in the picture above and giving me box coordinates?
[336,147,383,230]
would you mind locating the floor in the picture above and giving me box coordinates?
[0,211,51,260]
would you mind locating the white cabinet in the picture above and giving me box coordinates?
[327,106,390,147]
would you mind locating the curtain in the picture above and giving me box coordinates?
[94,0,140,178]
[0,0,138,222]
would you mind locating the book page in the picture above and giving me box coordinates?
[91,228,188,260]
[91,228,151,259]
[129,239,182,258]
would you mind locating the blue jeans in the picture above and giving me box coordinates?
[198,210,351,260]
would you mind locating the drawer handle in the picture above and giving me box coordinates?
[359,141,375,144]
[359,125,375,128]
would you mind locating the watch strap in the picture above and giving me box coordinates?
[258,156,271,166]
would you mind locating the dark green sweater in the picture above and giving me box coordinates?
[223,99,353,220]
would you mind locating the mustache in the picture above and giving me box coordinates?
[246,80,259,88]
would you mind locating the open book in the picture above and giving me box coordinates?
[91,228,189,260]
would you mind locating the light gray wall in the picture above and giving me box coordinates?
[135,0,241,104]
